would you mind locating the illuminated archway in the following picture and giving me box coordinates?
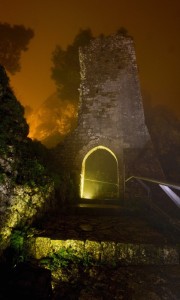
[80,146,119,199]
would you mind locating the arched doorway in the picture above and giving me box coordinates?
[80,146,119,199]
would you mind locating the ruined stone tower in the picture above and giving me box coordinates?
[58,32,163,200]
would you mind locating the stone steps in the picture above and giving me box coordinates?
[26,236,179,266]
[29,204,180,266]
[27,196,180,269]
[69,203,125,216]
[66,197,140,216]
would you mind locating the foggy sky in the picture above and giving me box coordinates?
[0,0,180,115]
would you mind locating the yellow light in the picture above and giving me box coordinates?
[80,145,119,199]
[26,100,77,146]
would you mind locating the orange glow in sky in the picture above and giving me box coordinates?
[0,0,180,115]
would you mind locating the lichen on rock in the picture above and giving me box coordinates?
[0,65,55,253]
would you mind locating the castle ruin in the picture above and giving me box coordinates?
[58,32,164,201]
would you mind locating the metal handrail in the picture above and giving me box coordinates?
[125,176,180,190]
[125,175,180,208]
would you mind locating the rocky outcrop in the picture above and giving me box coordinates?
[0,180,54,252]
[0,66,55,253]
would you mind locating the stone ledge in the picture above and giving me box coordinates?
[26,237,179,265]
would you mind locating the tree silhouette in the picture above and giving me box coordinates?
[0,65,51,186]
[51,28,93,105]
[0,23,34,74]
[144,101,180,182]
[0,65,29,153]
[51,27,130,107]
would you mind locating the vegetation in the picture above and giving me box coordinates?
[51,27,129,107]
[6,229,95,274]
[144,102,180,182]
[51,28,93,105]
[0,67,27,145]
[0,22,34,74]
[8,229,28,266]
[0,65,51,187]
[39,247,94,271]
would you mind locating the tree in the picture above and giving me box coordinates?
[117,26,129,36]
[51,28,93,105]
[51,28,130,107]
[0,65,29,152]
[0,65,50,186]
[0,22,34,74]
[144,101,180,182]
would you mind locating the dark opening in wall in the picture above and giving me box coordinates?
[81,146,119,199]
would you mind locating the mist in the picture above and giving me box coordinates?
[25,93,77,148]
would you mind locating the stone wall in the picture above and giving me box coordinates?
[0,169,54,253]
[27,237,179,265]
[0,66,55,253]
[57,33,164,199]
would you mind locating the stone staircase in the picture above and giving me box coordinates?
[68,198,124,215]
[22,197,180,299]
[28,197,180,265]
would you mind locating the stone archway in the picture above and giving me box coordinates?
[80,146,119,199]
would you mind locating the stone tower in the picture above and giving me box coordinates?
[58,32,164,200]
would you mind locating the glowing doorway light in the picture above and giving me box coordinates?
[80,145,119,199]
[159,184,180,208]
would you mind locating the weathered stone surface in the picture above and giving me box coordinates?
[34,237,51,259]
[0,181,54,254]
[26,236,179,266]
[85,240,101,261]
[115,243,179,265]
[57,32,164,200]
[51,239,67,252]
[0,66,55,253]
[63,239,85,254]
[101,241,116,263]
[16,211,180,299]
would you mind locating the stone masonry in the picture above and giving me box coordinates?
[58,32,164,200]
